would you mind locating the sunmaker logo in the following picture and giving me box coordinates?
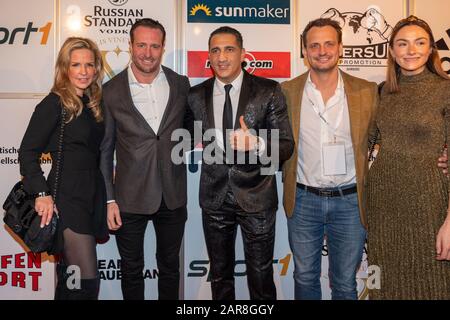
[0,22,52,45]
[187,0,290,24]
[190,4,212,16]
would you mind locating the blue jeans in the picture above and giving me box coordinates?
[287,186,366,300]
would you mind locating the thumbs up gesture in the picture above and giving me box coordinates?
[230,116,259,151]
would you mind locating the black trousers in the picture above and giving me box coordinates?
[115,198,187,300]
[202,189,277,300]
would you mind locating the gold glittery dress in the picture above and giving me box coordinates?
[367,69,450,299]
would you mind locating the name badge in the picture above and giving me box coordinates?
[322,142,346,176]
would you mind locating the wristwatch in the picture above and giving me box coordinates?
[36,191,51,198]
[253,137,261,155]
[254,137,261,152]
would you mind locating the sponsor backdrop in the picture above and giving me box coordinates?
[184,0,294,86]
[296,0,406,83]
[0,99,55,299]
[413,0,450,76]
[59,0,178,82]
[183,0,295,299]
[1,0,448,299]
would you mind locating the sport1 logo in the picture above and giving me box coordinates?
[0,22,52,45]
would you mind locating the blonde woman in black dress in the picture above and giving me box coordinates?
[19,37,108,300]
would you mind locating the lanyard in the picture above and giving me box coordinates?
[305,86,345,141]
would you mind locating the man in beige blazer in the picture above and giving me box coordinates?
[281,18,378,300]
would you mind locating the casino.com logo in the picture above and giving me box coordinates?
[187,0,290,24]
[187,50,291,78]
[205,52,275,74]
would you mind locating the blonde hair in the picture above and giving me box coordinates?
[52,37,104,122]
[386,15,449,94]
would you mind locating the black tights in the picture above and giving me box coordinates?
[54,228,99,300]
[62,228,97,279]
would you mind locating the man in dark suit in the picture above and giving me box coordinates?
[188,26,294,300]
[100,18,192,300]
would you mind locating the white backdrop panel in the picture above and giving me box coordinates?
[0,0,55,93]
[413,0,450,76]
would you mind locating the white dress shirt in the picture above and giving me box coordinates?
[297,71,356,188]
[128,64,169,134]
[213,70,244,150]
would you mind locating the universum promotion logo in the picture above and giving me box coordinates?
[188,0,290,24]
[301,7,394,70]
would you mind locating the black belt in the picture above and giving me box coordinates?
[296,183,357,197]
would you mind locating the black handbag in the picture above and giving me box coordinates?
[3,108,66,253]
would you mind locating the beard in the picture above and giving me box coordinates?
[310,64,338,73]
[308,55,339,73]
[132,57,160,75]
